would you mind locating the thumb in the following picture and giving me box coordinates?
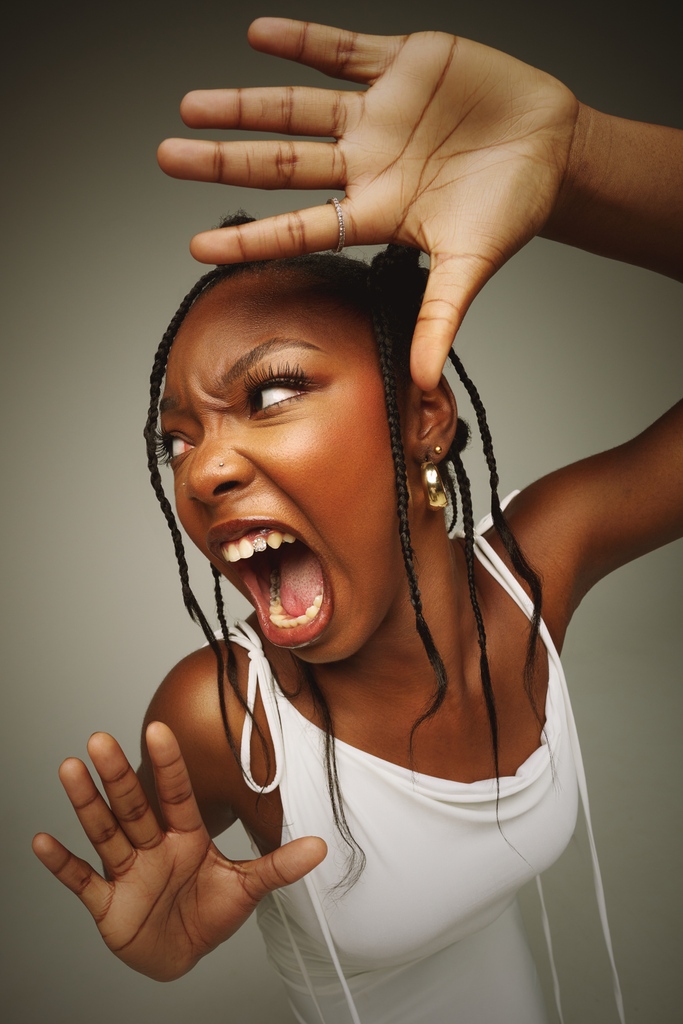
[235,836,327,905]
[410,251,498,390]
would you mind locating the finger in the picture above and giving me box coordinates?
[86,733,163,852]
[145,722,207,837]
[32,832,113,918]
[58,756,138,875]
[188,202,354,265]
[179,86,354,138]
[157,138,346,191]
[232,836,327,909]
[247,18,403,85]
[410,252,497,390]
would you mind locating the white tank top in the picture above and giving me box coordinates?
[226,498,625,1024]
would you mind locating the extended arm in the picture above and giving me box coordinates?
[502,399,683,644]
[544,104,683,281]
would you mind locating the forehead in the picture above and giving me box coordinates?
[166,270,377,374]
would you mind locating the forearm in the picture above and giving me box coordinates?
[542,104,683,282]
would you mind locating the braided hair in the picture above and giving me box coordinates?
[143,214,543,887]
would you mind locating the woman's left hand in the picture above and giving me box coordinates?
[157,18,579,390]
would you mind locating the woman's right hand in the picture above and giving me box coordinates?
[32,723,326,981]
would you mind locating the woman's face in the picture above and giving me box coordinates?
[160,270,418,662]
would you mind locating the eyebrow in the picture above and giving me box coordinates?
[159,337,322,414]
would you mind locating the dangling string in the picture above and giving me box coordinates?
[536,876,565,1024]
[272,890,329,1024]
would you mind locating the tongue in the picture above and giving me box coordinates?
[279,543,324,617]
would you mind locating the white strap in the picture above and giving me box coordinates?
[298,874,363,1024]
[228,621,284,794]
[472,531,626,1023]
[229,622,363,1023]
[536,876,565,1024]
[272,890,329,1024]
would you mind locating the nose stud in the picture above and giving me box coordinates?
[218,461,224,467]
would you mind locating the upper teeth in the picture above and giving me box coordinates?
[222,530,295,563]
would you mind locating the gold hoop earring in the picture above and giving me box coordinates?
[421,461,447,510]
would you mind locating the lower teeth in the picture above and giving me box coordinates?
[269,569,323,628]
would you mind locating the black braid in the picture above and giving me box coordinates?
[367,247,448,749]
[450,451,500,781]
[295,661,366,892]
[144,268,221,625]
[448,351,543,720]
[142,223,275,786]
[441,418,471,532]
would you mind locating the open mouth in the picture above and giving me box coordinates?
[217,527,326,645]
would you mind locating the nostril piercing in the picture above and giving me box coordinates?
[218,461,224,467]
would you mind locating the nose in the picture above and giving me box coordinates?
[182,439,254,504]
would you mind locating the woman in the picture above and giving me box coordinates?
[33,18,682,1024]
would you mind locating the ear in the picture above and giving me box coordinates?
[403,375,458,464]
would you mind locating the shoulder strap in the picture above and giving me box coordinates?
[471,499,626,1024]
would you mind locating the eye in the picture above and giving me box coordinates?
[244,362,313,415]
[169,436,193,459]
[251,382,304,413]
[155,430,193,466]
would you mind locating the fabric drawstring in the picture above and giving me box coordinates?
[231,621,284,794]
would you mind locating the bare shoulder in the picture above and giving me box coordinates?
[138,640,252,838]
[498,399,683,644]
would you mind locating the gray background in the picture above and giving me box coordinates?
[2,0,681,1021]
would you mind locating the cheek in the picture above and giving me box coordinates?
[293,388,398,545]
[247,380,397,551]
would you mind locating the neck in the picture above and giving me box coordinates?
[304,525,472,716]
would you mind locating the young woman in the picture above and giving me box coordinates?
[33,18,682,1024]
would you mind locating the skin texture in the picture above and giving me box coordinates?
[34,18,682,985]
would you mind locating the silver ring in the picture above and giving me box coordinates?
[327,197,345,254]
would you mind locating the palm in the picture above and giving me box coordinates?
[332,36,567,243]
[89,827,238,977]
[33,725,324,981]
[158,19,578,387]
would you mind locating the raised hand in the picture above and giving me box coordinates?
[32,723,325,980]
[157,18,579,389]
